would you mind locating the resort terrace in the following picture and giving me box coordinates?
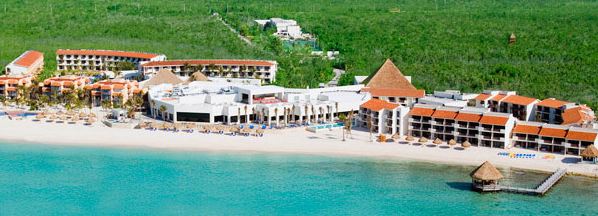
[148,81,367,125]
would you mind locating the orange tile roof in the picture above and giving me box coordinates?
[432,110,458,119]
[566,131,598,142]
[479,115,509,126]
[360,98,399,111]
[562,106,595,125]
[539,128,567,138]
[475,94,492,101]
[365,87,425,98]
[409,107,435,117]
[7,79,19,85]
[14,50,43,67]
[50,81,62,87]
[455,113,482,122]
[536,98,570,109]
[56,49,160,59]
[113,84,125,90]
[142,59,275,67]
[101,85,112,90]
[502,95,538,106]
[489,94,506,101]
[513,125,541,135]
[62,81,74,87]
[364,59,416,90]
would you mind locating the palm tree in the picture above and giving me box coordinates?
[237,107,241,123]
[339,113,347,141]
[291,105,296,123]
[274,107,279,125]
[125,99,136,119]
[182,63,192,77]
[261,108,266,124]
[16,85,28,108]
[0,95,6,107]
[101,99,112,111]
[244,105,248,123]
[159,105,167,121]
[335,102,339,121]
[304,105,309,123]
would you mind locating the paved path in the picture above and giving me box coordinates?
[326,68,346,87]
[213,13,254,47]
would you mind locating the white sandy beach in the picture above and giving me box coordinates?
[1,117,597,178]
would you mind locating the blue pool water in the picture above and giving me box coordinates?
[0,141,597,215]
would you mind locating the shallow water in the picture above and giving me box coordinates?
[0,142,596,215]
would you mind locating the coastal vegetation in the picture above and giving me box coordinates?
[0,0,596,108]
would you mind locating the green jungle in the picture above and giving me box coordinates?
[1,0,596,108]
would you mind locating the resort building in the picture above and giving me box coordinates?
[140,59,278,84]
[474,90,515,110]
[418,90,478,107]
[84,79,143,106]
[358,98,410,136]
[408,104,516,149]
[360,59,425,107]
[255,18,306,40]
[0,75,33,99]
[148,80,367,124]
[41,76,90,95]
[512,121,598,155]
[535,98,576,124]
[561,105,596,128]
[356,59,425,136]
[475,91,538,121]
[55,49,166,71]
[4,50,44,76]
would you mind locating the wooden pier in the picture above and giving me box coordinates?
[500,168,567,196]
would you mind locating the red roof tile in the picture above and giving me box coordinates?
[513,125,541,135]
[489,94,506,101]
[14,51,43,67]
[432,110,458,119]
[365,88,425,98]
[409,107,434,117]
[566,131,598,142]
[142,59,275,67]
[502,95,538,106]
[56,49,160,59]
[455,113,482,122]
[360,98,399,111]
[539,128,567,138]
[536,98,570,109]
[475,94,492,101]
[479,115,509,126]
[562,106,595,125]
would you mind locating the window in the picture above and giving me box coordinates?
[177,112,210,122]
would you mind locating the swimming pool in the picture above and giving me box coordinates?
[306,122,344,132]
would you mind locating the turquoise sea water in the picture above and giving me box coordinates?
[0,142,597,215]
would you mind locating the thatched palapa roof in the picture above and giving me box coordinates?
[581,145,598,158]
[184,72,209,84]
[470,161,504,181]
[363,59,416,90]
[142,69,183,88]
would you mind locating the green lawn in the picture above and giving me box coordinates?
[1,0,596,108]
